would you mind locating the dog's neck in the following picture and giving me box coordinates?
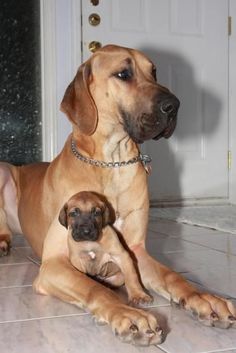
[72,127,139,164]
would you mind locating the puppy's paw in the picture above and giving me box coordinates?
[129,291,153,306]
[0,234,11,256]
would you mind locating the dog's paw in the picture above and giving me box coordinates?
[129,291,153,306]
[109,304,164,346]
[0,235,11,257]
[176,292,236,329]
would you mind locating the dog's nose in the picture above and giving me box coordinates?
[81,226,91,235]
[159,96,180,116]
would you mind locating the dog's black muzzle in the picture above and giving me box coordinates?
[120,91,180,144]
[153,92,180,141]
[71,220,100,242]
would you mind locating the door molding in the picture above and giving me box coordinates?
[40,0,81,161]
[40,0,57,161]
[229,0,236,203]
[40,0,236,203]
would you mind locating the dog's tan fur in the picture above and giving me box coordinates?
[0,45,235,345]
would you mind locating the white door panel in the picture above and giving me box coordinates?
[81,0,229,201]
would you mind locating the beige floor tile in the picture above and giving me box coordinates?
[153,306,236,353]
[0,286,85,322]
[0,263,39,288]
[0,315,167,353]
[0,248,32,265]
[1,217,235,353]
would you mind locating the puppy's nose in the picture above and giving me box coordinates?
[81,226,91,235]
[159,96,180,116]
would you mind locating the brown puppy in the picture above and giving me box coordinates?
[59,191,152,305]
[0,45,235,346]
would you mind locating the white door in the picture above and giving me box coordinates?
[81,0,229,202]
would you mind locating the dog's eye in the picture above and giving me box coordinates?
[152,66,157,81]
[92,208,102,216]
[115,69,133,81]
[69,208,80,217]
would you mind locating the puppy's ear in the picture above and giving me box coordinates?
[58,203,68,229]
[60,61,98,135]
[103,204,115,226]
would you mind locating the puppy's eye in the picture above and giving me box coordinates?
[115,69,133,81]
[92,208,102,216]
[69,208,80,217]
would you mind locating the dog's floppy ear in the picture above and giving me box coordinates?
[58,203,68,229]
[102,204,116,227]
[60,61,98,135]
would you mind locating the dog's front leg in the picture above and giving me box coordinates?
[133,246,236,329]
[118,205,236,329]
[33,255,164,346]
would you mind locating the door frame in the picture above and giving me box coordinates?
[40,0,82,160]
[40,0,236,204]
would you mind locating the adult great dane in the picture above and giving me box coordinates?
[0,45,235,346]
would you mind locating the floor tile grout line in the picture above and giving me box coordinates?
[25,256,41,266]
[148,214,236,236]
[148,222,235,235]
[167,238,236,256]
[148,229,177,238]
[155,346,169,353]
[13,246,31,248]
[0,284,33,290]
[0,285,173,307]
[0,261,35,267]
[198,348,236,353]
[141,304,171,309]
[186,280,236,301]
[148,229,236,256]
[0,312,90,325]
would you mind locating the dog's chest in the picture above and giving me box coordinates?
[113,217,124,232]
[70,241,111,276]
[79,247,105,263]
[103,164,140,196]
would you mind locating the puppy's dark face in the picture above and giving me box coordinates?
[59,192,113,242]
[68,206,103,242]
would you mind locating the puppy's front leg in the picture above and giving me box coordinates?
[116,251,153,305]
[33,255,164,345]
[101,227,152,305]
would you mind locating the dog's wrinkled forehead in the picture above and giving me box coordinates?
[91,45,155,79]
[67,192,104,213]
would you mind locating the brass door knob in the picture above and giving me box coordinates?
[89,13,101,26]
[90,0,99,5]
[89,41,102,53]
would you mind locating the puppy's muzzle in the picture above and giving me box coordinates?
[72,222,99,242]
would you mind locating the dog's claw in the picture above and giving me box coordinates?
[0,239,11,256]
[210,311,218,320]
[228,315,236,322]
[179,292,236,329]
[129,293,153,306]
[109,304,165,346]
[130,324,138,333]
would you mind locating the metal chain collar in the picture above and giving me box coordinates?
[71,139,152,168]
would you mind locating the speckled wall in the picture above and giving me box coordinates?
[0,0,41,165]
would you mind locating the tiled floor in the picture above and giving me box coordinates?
[0,218,236,353]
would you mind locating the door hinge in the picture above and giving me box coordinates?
[228,16,232,36]
[228,150,232,169]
